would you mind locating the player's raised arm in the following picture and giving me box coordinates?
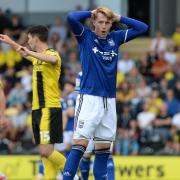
[0,34,32,61]
[114,15,148,44]
[18,46,58,64]
[67,10,91,36]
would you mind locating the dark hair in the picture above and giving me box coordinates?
[27,25,48,42]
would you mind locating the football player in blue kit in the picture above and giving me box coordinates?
[63,7,148,180]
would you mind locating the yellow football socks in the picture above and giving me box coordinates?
[42,157,57,179]
[48,150,66,171]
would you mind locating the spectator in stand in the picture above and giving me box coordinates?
[164,65,177,88]
[173,56,180,77]
[165,88,180,117]
[159,78,169,100]
[147,50,157,64]
[138,53,153,82]
[3,68,17,94]
[126,67,143,88]
[9,103,28,136]
[165,126,180,154]
[10,14,24,40]
[117,102,134,131]
[59,43,69,64]
[66,35,78,54]
[117,52,135,75]
[20,66,32,101]
[153,103,172,141]
[1,29,12,53]
[48,32,63,53]
[151,51,169,81]
[5,46,22,69]
[49,17,67,42]
[116,81,135,104]
[7,80,27,107]
[150,31,167,54]
[172,112,180,130]
[66,51,81,74]
[137,100,155,131]
[146,89,163,115]
[115,102,138,155]
[174,80,180,101]
[0,9,12,34]
[164,46,177,65]
[172,25,180,50]
[0,127,15,154]
[136,78,152,100]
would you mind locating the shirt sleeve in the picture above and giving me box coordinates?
[45,49,61,65]
[114,16,148,46]
[67,11,91,42]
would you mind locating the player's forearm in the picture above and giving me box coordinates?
[8,39,21,51]
[120,16,148,33]
[67,11,91,22]
[28,51,58,64]
[0,89,6,117]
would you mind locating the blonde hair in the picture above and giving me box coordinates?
[92,7,114,21]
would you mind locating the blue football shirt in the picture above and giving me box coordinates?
[67,11,148,97]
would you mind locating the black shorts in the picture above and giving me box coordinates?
[32,107,63,145]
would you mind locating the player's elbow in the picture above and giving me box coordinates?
[141,23,148,34]
[51,56,58,64]
[67,12,74,23]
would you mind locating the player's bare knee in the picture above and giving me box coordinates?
[83,152,92,158]
[39,144,54,157]
[73,139,89,147]
[94,139,111,150]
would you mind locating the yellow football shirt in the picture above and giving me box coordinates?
[31,49,61,110]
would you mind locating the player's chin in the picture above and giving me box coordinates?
[101,32,108,38]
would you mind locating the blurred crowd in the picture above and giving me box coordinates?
[0,8,180,156]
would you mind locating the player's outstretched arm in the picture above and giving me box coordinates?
[67,10,91,35]
[0,34,32,60]
[0,34,21,51]
[18,47,58,64]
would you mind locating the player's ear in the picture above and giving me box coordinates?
[35,36,40,43]
[92,19,96,27]
[90,19,96,30]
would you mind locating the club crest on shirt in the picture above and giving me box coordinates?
[78,121,84,128]
[108,39,115,46]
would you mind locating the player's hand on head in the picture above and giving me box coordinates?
[0,34,12,44]
[91,9,97,15]
[113,13,121,22]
